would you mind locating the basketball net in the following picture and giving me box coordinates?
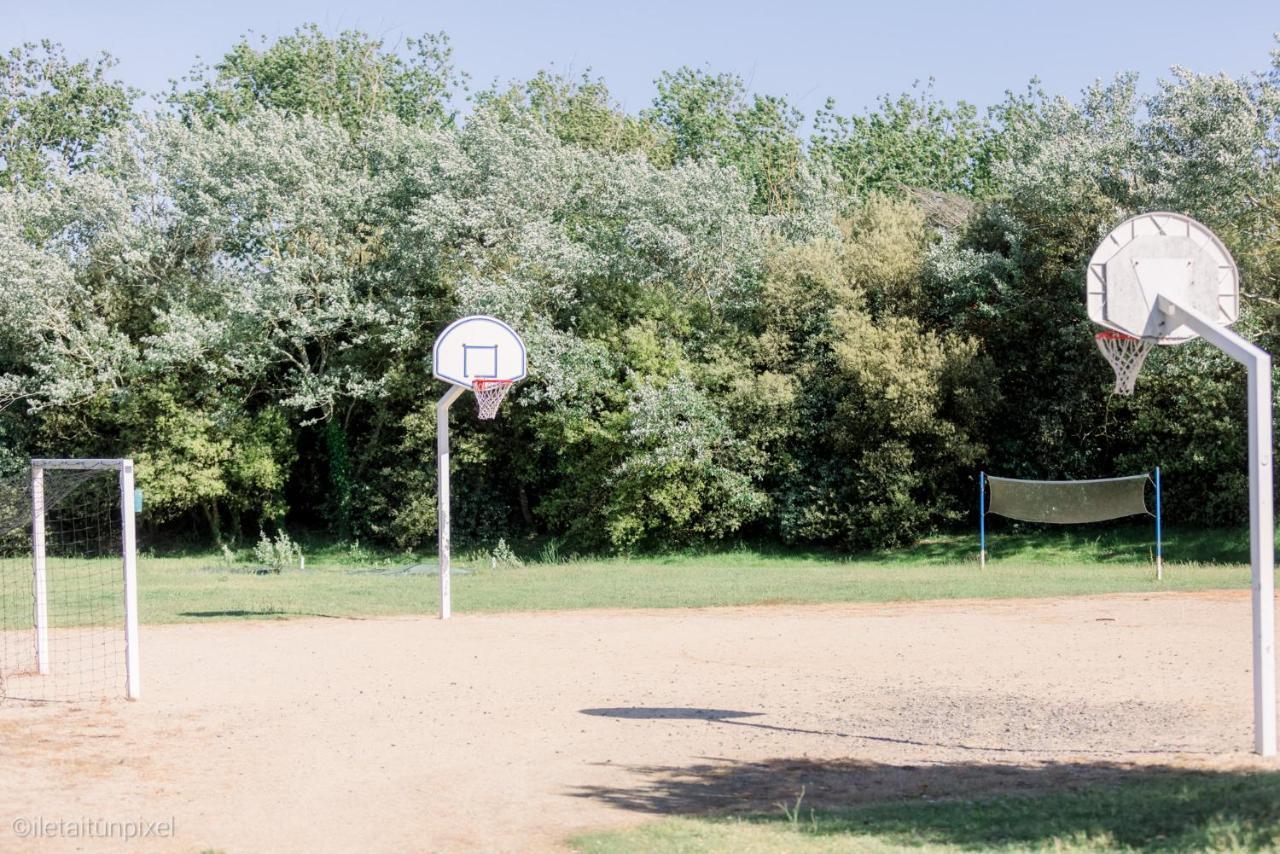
[473,379,513,419]
[1095,331,1153,396]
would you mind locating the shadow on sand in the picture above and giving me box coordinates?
[177,610,356,619]
[573,707,1280,851]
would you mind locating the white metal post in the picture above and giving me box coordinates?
[1248,349,1276,756]
[979,471,987,570]
[437,385,465,620]
[119,460,141,700]
[30,464,48,675]
[1160,297,1276,756]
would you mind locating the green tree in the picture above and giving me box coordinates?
[170,24,464,131]
[0,41,136,188]
[478,71,667,158]
[748,198,995,548]
[811,82,998,203]
[3,28,1279,551]
[645,67,809,216]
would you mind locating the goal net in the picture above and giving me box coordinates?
[0,460,139,702]
[986,474,1152,524]
[980,470,1163,577]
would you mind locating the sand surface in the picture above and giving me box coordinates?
[1,590,1277,852]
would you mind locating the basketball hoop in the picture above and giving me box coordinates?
[473,379,513,419]
[1095,331,1153,396]
[433,316,527,621]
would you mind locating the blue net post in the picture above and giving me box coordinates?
[979,471,987,569]
[1154,466,1163,580]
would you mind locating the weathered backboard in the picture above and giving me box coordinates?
[1086,212,1238,344]
[432,315,527,389]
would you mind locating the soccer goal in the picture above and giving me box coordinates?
[0,459,139,702]
[979,469,1163,577]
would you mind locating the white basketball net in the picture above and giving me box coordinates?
[473,380,513,420]
[1095,332,1154,396]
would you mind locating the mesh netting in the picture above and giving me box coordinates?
[1096,332,1154,396]
[0,465,127,702]
[986,474,1152,524]
[474,380,512,420]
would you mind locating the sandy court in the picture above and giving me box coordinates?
[1,590,1278,852]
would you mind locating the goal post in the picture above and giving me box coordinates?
[31,465,48,675]
[979,471,986,570]
[2,458,140,702]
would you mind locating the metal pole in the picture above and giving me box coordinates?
[436,385,465,620]
[979,471,987,570]
[31,464,48,675]
[1247,349,1276,756]
[1159,296,1275,756]
[1154,466,1163,581]
[120,460,140,700]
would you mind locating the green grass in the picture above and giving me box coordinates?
[571,771,1280,853]
[114,525,1248,625]
[7,525,1251,626]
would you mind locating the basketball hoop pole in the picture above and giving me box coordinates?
[437,384,465,620]
[432,314,526,621]
[1158,295,1276,756]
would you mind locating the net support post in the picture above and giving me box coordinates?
[30,463,49,675]
[119,460,141,700]
[1154,467,1163,581]
[1159,296,1275,756]
[436,384,465,620]
[979,471,987,570]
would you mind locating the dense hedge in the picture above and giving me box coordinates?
[2,27,1278,551]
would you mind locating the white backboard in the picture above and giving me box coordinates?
[432,315,527,389]
[1086,212,1238,344]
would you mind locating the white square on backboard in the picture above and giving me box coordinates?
[462,344,499,378]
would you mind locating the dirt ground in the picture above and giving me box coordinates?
[1,590,1278,853]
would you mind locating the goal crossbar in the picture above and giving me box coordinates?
[31,459,131,470]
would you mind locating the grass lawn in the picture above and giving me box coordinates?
[571,771,1280,853]
[116,524,1252,625]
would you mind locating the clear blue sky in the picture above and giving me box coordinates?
[8,1,1279,118]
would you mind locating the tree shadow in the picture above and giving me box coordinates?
[570,755,1280,850]
[177,610,356,619]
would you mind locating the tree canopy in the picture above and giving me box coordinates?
[3,25,1279,551]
